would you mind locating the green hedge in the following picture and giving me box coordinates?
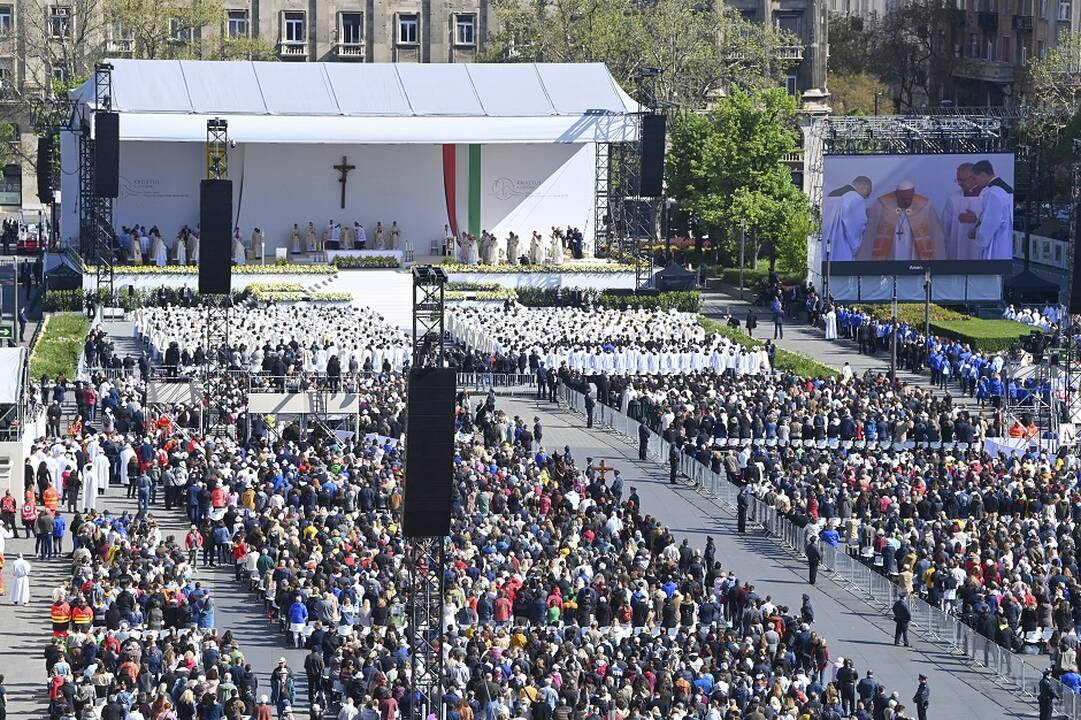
[30,313,91,381]
[718,263,804,286]
[697,316,838,378]
[596,291,700,313]
[853,303,968,324]
[330,255,400,269]
[45,287,252,312]
[928,319,1031,352]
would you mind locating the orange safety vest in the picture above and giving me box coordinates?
[71,605,93,626]
[50,601,71,625]
[42,486,59,510]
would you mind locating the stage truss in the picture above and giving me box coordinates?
[406,264,447,720]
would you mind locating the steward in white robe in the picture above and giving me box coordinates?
[10,555,30,604]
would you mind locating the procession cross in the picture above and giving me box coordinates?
[596,459,615,480]
[334,155,355,209]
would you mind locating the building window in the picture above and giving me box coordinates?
[454,14,476,46]
[0,59,12,94]
[785,75,798,95]
[1059,1,1071,19]
[1001,36,1010,62]
[339,12,362,45]
[283,11,305,42]
[49,6,71,38]
[1041,0,1048,16]
[774,12,803,37]
[169,18,192,43]
[1038,39,1045,55]
[227,9,249,38]
[397,13,418,44]
[0,6,12,36]
[968,32,978,57]
[51,63,68,84]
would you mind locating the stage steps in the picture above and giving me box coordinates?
[320,268,414,333]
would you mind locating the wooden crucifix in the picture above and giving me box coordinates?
[334,155,355,209]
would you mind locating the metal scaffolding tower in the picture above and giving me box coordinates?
[91,63,115,302]
[406,264,447,720]
[201,118,233,439]
[593,142,610,256]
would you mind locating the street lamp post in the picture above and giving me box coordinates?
[890,275,898,383]
[923,269,932,340]
[738,225,746,300]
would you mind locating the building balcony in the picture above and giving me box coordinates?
[977,10,999,30]
[954,58,1016,83]
[775,44,805,61]
[1012,13,1034,30]
[278,41,307,58]
[106,38,134,54]
[336,41,365,59]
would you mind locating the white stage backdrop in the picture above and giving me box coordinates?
[61,141,595,255]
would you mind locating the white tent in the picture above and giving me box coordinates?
[69,60,640,144]
[62,60,640,254]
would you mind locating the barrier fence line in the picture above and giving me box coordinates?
[556,384,1076,718]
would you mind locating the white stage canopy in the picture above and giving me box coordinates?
[71,60,640,144]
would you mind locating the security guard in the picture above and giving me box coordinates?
[50,596,71,638]
[71,597,93,634]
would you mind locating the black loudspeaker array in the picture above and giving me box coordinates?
[402,367,458,537]
[36,137,54,204]
[94,111,119,198]
[639,113,667,198]
[199,179,233,295]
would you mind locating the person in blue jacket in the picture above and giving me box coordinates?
[288,595,309,648]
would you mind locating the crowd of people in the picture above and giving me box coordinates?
[133,305,412,377]
[448,306,772,376]
[1003,304,1069,333]
[10,365,926,720]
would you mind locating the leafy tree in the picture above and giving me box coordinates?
[871,0,958,110]
[218,36,280,61]
[827,14,874,77]
[666,87,810,274]
[482,0,800,109]
[105,0,224,59]
[830,72,890,115]
[1024,31,1081,145]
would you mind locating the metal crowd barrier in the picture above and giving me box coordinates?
[556,383,1079,717]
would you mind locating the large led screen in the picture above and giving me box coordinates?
[822,153,1014,274]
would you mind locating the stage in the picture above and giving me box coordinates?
[62,60,640,260]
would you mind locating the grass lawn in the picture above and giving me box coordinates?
[30,313,91,382]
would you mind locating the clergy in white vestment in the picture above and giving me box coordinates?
[188,230,200,264]
[176,233,188,265]
[290,224,303,254]
[328,222,341,251]
[93,451,111,497]
[529,232,544,264]
[973,159,1014,261]
[10,553,30,605]
[824,307,838,339]
[549,229,564,265]
[81,462,96,511]
[389,221,401,250]
[252,228,265,264]
[232,231,246,265]
[151,233,168,266]
[941,163,982,260]
[857,180,946,261]
[305,222,317,252]
[130,232,143,264]
[821,176,871,262]
[373,222,385,250]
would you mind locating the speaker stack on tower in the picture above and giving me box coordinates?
[639,114,667,198]
[1072,211,1081,314]
[402,367,458,537]
[36,137,54,204]
[199,179,234,295]
[94,112,119,198]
